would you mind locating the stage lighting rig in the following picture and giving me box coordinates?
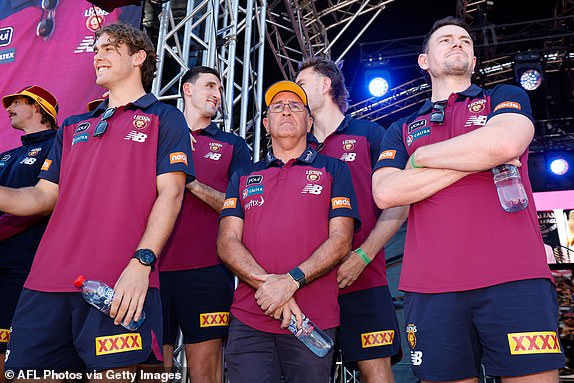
[513,52,544,91]
[363,56,392,97]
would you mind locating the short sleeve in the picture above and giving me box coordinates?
[228,137,252,177]
[329,160,361,229]
[373,120,408,171]
[156,106,195,182]
[220,171,244,220]
[39,124,64,184]
[488,84,534,123]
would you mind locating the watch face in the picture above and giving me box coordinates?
[136,249,156,265]
[289,268,304,282]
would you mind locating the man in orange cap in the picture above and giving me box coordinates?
[0,85,58,382]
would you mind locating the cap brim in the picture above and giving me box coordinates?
[265,81,308,106]
[1,94,18,109]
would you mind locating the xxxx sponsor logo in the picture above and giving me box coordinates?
[200,312,230,328]
[507,331,561,355]
[0,328,10,343]
[95,333,142,356]
[361,330,395,348]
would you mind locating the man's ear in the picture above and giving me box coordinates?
[322,76,332,95]
[263,116,270,135]
[182,82,193,96]
[133,49,147,67]
[418,53,429,71]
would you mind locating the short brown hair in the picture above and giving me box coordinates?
[422,16,473,53]
[95,23,157,90]
[180,66,221,95]
[298,56,350,113]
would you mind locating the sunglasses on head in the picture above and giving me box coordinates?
[93,107,117,138]
[429,101,447,124]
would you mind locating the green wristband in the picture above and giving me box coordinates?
[409,155,423,169]
[355,247,371,265]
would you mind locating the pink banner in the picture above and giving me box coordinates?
[0,1,142,152]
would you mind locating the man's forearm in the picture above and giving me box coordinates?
[298,217,354,283]
[358,205,409,260]
[0,180,58,216]
[372,167,471,209]
[217,233,267,289]
[186,180,225,213]
[136,174,185,257]
[413,114,534,172]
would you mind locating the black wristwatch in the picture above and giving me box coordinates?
[288,267,307,288]
[134,248,157,270]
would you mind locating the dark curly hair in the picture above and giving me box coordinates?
[95,23,157,90]
[298,56,350,113]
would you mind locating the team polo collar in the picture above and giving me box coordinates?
[89,93,158,117]
[308,115,351,145]
[264,145,318,166]
[417,84,485,116]
[200,122,220,136]
[20,129,57,145]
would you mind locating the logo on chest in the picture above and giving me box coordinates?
[74,122,90,135]
[340,139,357,162]
[467,99,486,113]
[246,175,263,186]
[306,170,322,182]
[125,131,148,143]
[407,119,427,133]
[406,128,430,146]
[132,115,151,130]
[205,142,224,161]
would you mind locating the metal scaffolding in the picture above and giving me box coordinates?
[151,0,267,160]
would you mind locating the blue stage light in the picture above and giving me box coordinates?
[368,77,389,97]
[549,158,569,176]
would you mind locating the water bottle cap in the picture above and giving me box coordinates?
[73,275,86,288]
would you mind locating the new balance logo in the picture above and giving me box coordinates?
[124,131,148,143]
[464,115,487,127]
[74,36,95,54]
[340,152,356,162]
[301,184,323,195]
[410,350,423,366]
[204,152,221,160]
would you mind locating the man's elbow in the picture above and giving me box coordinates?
[372,186,400,210]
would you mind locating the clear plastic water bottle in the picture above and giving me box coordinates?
[491,164,528,212]
[287,313,334,357]
[73,275,146,331]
